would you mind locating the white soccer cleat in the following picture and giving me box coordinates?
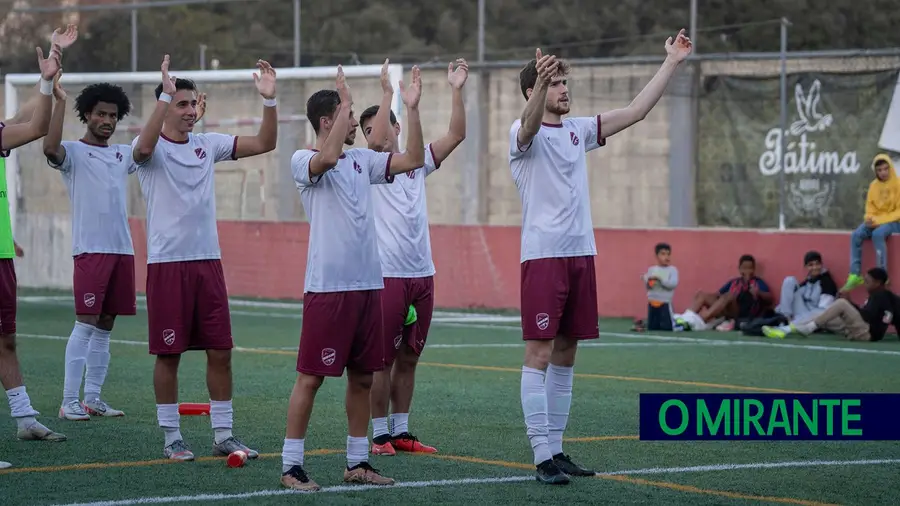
[0,460,11,469]
[17,421,67,442]
[59,400,90,421]
[83,399,125,417]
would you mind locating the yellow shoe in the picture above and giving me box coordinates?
[761,325,786,339]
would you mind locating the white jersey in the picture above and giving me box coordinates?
[133,132,237,264]
[371,143,440,278]
[292,148,394,293]
[49,140,136,256]
[508,117,605,263]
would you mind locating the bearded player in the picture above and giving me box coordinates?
[1,27,73,470]
[510,30,692,484]
[132,55,277,461]
[359,58,468,456]
[44,75,135,421]
[280,65,425,491]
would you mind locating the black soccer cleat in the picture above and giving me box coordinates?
[535,458,570,485]
[553,453,595,476]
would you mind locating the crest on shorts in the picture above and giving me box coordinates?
[321,347,336,366]
[394,334,403,349]
[83,293,96,308]
[536,312,550,331]
[162,329,176,346]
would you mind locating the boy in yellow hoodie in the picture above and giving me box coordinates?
[842,154,900,292]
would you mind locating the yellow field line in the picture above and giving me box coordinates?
[565,435,639,442]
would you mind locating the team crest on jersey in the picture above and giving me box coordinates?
[407,168,417,179]
[570,132,580,146]
[353,161,362,174]
[83,293,95,308]
[536,312,550,331]
[195,148,207,160]
[321,347,336,366]
[116,152,123,162]
[162,329,176,346]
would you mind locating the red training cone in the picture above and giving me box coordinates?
[178,403,211,416]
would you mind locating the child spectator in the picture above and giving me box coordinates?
[841,154,900,292]
[633,243,679,331]
[776,251,838,322]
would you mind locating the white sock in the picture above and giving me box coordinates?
[83,327,111,402]
[62,321,93,405]
[156,403,182,447]
[346,435,369,469]
[390,413,409,436]
[545,364,574,456]
[7,386,39,421]
[210,399,233,444]
[372,417,389,439]
[520,366,552,466]
[282,438,305,472]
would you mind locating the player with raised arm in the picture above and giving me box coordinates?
[279,65,425,491]
[44,73,136,422]
[360,58,468,456]
[132,55,278,461]
[0,29,71,470]
[510,31,693,484]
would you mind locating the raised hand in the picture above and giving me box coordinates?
[196,92,207,122]
[253,60,277,99]
[37,43,61,81]
[336,65,352,107]
[399,65,422,108]
[380,58,393,94]
[52,70,66,101]
[447,58,469,89]
[160,54,176,95]
[51,24,78,50]
[534,48,558,87]
[665,29,693,62]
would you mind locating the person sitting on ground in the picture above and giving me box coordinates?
[841,154,900,292]
[676,254,773,331]
[632,242,679,332]
[764,267,898,341]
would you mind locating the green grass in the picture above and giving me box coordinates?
[2,290,900,505]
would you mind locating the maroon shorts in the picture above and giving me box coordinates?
[297,290,384,377]
[520,255,599,341]
[0,259,16,335]
[73,253,136,316]
[146,260,232,355]
[381,277,434,365]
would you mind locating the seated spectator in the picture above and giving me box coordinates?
[632,243,679,332]
[764,267,898,341]
[841,154,900,292]
[676,254,773,331]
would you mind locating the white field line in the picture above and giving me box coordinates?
[19,295,900,356]
[48,458,900,506]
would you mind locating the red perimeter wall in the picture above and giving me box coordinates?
[128,219,884,318]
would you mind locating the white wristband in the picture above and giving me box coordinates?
[263,97,277,108]
[158,93,173,104]
[39,78,52,96]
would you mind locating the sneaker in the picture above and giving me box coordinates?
[552,453,595,476]
[343,462,395,485]
[371,440,396,456]
[83,399,125,417]
[281,464,320,491]
[715,319,735,332]
[58,400,90,421]
[0,460,11,469]
[213,436,259,459]
[391,432,437,453]
[841,274,864,292]
[535,458,570,485]
[761,325,786,339]
[164,440,195,461]
[17,421,66,441]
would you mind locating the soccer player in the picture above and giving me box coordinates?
[44,75,135,421]
[359,58,468,456]
[132,55,278,461]
[280,64,425,491]
[510,31,693,484]
[1,29,72,470]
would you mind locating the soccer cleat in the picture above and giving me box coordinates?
[281,465,321,491]
[552,453,595,476]
[535,458,570,485]
[17,421,66,441]
[371,440,396,456]
[59,400,90,421]
[761,325,786,339]
[391,432,437,453]
[164,440,195,461]
[83,399,125,417]
[213,436,259,459]
[0,460,10,469]
[344,461,395,485]
[841,274,864,292]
